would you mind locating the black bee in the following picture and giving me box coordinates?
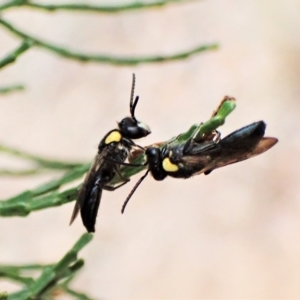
[70,74,150,232]
[122,121,278,212]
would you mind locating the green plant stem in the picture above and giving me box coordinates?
[64,287,96,300]
[0,163,90,216]
[0,186,79,216]
[0,168,44,176]
[0,0,189,13]
[194,96,236,141]
[7,233,93,300]
[0,144,83,170]
[174,96,236,143]
[0,269,34,285]
[0,39,33,69]
[0,84,24,94]
[0,18,218,66]
[0,264,52,271]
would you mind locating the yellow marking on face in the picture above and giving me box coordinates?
[162,157,179,172]
[105,131,122,144]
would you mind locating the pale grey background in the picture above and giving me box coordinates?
[0,0,299,299]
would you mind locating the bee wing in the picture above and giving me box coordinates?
[179,121,277,176]
[187,137,278,176]
[80,183,102,233]
[69,147,110,227]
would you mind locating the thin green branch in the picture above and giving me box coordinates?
[0,0,18,11]
[0,144,84,170]
[0,0,189,13]
[64,287,96,300]
[0,18,218,65]
[0,39,33,69]
[0,84,25,94]
[0,168,43,176]
[0,185,79,216]
[7,233,93,300]
[192,96,236,141]
[0,269,34,285]
[0,264,52,271]
[0,264,50,296]
[34,259,85,298]
[30,186,78,211]
[0,162,90,216]
[0,163,90,216]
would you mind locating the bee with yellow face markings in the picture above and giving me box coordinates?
[70,74,151,232]
[121,121,278,213]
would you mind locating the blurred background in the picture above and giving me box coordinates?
[0,0,299,299]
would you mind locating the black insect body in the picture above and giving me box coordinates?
[144,132,221,180]
[122,121,278,212]
[158,120,271,178]
[76,130,136,232]
[70,74,151,232]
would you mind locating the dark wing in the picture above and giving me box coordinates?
[186,137,277,176]
[178,121,278,176]
[69,147,110,231]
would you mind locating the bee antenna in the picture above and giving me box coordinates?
[121,169,149,214]
[129,73,139,122]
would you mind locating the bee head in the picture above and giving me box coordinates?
[118,117,151,139]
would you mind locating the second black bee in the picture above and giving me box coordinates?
[122,121,278,212]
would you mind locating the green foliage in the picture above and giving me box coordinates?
[1,233,93,300]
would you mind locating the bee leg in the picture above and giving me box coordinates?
[183,137,194,154]
[103,156,146,168]
[102,180,129,191]
[113,165,130,182]
[183,124,202,154]
[214,130,221,142]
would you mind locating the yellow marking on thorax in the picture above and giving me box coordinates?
[162,157,179,172]
[105,131,122,144]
